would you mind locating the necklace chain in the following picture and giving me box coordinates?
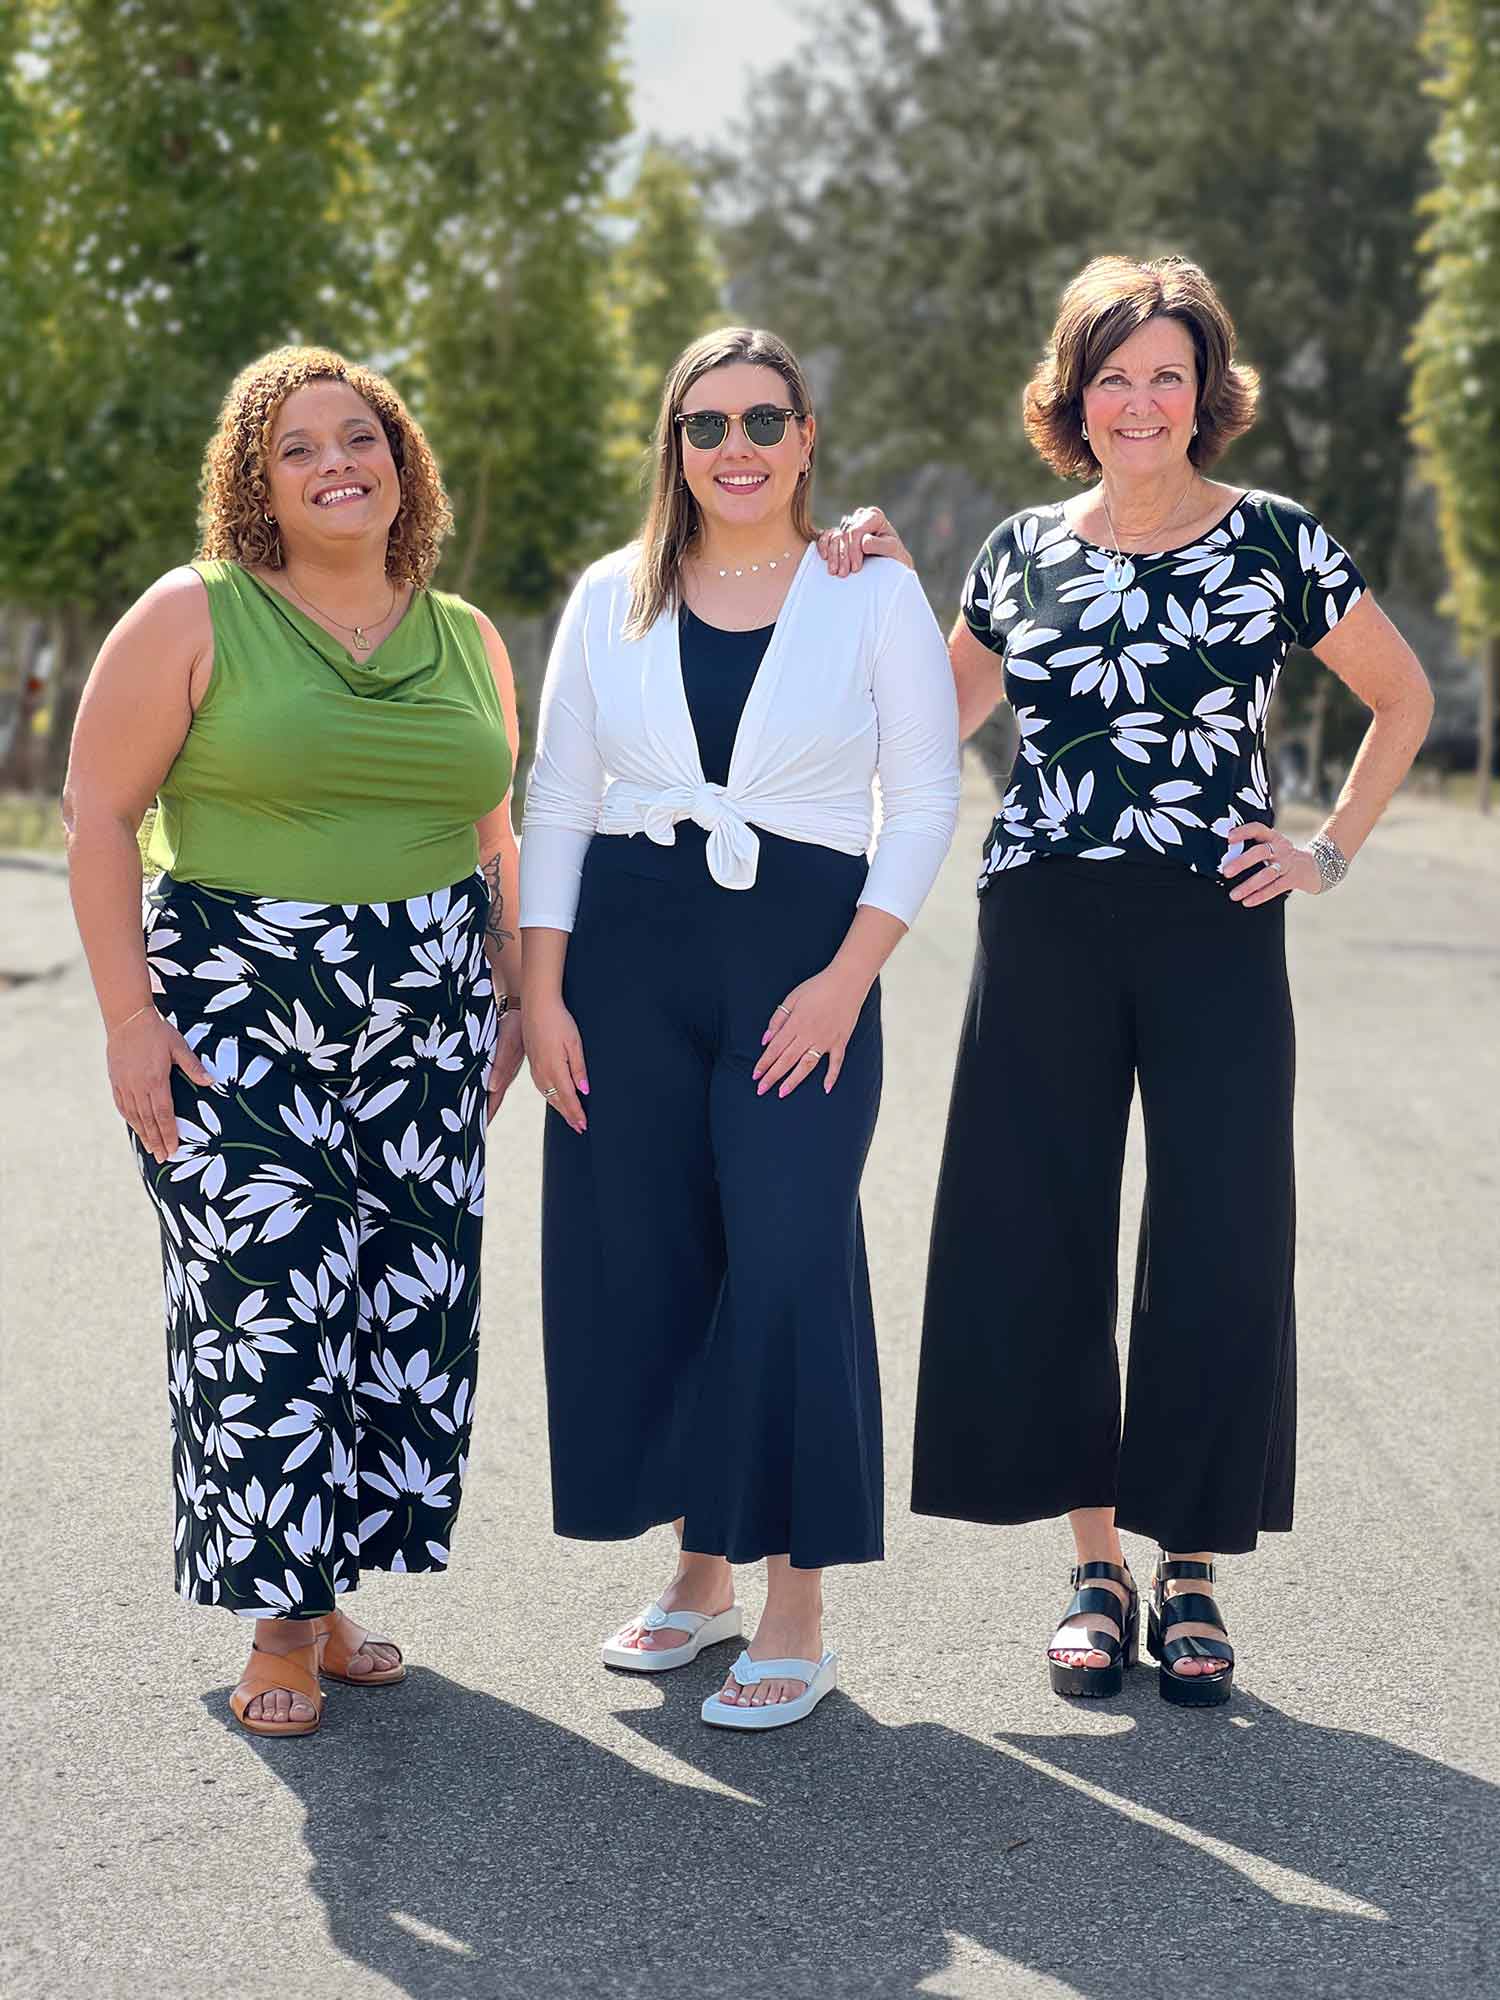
[1098,473,1201,587]
[284,569,398,652]
[699,547,795,580]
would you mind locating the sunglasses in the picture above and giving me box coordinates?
[675,405,799,451]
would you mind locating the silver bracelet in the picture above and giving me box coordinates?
[1308,832,1349,893]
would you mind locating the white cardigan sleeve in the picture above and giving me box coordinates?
[858,567,962,926]
[519,570,604,933]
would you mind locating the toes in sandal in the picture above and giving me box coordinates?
[701,1650,838,1730]
[1147,1557,1234,1708]
[1047,1561,1139,1699]
[314,1613,406,1687]
[600,1599,743,1672]
[229,1640,324,1738]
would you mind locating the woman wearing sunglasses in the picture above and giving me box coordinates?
[520,326,960,1730]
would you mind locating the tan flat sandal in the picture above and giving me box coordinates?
[229,1640,324,1738]
[314,1612,406,1687]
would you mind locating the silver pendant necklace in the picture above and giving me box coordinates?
[284,570,398,652]
[1099,473,1199,591]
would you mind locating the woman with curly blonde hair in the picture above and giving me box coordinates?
[64,347,524,1737]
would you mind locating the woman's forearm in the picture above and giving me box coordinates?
[520,927,570,1005]
[64,813,153,1029]
[1320,686,1435,862]
[829,905,908,992]
[480,833,523,998]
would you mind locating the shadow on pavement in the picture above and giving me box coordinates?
[236,1665,1493,2000]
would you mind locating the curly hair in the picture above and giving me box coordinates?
[1022,256,1260,481]
[197,346,454,587]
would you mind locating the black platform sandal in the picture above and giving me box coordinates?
[1047,1561,1139,1699]
[1147,1557,1234,1708]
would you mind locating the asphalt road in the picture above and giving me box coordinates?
[4,768,1498,2000]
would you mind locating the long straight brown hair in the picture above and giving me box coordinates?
[625,326,817,639]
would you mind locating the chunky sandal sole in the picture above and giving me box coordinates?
[1047,1561,1139,1701]
[1147,1559,1235,1707]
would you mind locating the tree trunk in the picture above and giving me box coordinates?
[1478,633,1496,817]
[0,616,48,791]
[1305,673,1332,807]
[42,603,90,797]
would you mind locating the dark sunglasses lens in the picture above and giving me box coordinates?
[743,406,791,446]
[682,412,728,450]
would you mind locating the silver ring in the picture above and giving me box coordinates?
[1270,859,1283,874]
[773,1004,791,1018]
[544,1086,559,1099]
[805,1048,823,1060]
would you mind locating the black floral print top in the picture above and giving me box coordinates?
[962,491,1366,889]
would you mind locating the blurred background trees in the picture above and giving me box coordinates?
[0,0,1495,810]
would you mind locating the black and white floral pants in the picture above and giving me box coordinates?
[136,870,495,1619]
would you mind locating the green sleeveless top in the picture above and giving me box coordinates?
[147,561,512,902]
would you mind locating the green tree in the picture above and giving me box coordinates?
[377,0,632,618]
[2,0,375,782]
[614,142,726,435]
[1408,0,1500,807]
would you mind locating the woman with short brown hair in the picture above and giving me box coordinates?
[832,254,1431,1706]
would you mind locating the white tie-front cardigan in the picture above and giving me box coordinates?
[519,542,962,932]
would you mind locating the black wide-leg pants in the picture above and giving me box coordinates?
[542,829,885,1570]
[912,857,1296,1555]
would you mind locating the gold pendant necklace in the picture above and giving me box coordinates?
[284,570,398,651]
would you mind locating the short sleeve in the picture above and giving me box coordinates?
[959,522,1023,657]
[1279,504,1368,650]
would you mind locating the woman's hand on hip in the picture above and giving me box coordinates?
[1219,822,1323,906]
[486,1007,526,1123]
[816,506,912,577]
[755,966,870,1097]
[523,998,589,1133]
[107,1007,216,1164]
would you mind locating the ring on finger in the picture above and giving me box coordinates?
[773,1003,791,1018]
[544,1085,559,1099]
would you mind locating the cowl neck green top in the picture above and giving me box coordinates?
[146,560,511,903]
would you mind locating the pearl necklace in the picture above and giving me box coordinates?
[1099,474,1200,592]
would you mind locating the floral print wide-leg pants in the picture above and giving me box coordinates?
[135,870,496,1618]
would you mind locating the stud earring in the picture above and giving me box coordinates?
[264,511,276,523]
[1191,420,1199,436]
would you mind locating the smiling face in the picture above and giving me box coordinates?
[1081,316,1200,485]
[677,361,813,539]
[264,379,402,559]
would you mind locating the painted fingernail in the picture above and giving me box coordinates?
[577,1078,589,1094]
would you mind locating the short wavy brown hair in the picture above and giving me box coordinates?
[1022,256,1260,481]
[197,346,453,587]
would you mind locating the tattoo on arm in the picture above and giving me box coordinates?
[482,855,514,949]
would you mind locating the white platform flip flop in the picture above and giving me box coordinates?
[700,1650,839,1730]
[600,1599,743,1672]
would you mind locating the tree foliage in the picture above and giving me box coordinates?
[377,0,632,615]
[1408,0,1500,641]
[613,142,726,436]
[4,0,373,616]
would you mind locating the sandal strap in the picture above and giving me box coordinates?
[1070,1560,1134,1590]
[1156,1557,1216,1584]
[1161,1633,1235,1669]
[231,1641,323,1714]
[639,1600,711,1638]
[726,1651,821,1685]
[1067,1585,1129,1625]
[1159,1590,1229,1634]
[316,1615,403,1676]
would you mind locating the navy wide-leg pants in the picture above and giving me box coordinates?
[542,828,885,1569]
